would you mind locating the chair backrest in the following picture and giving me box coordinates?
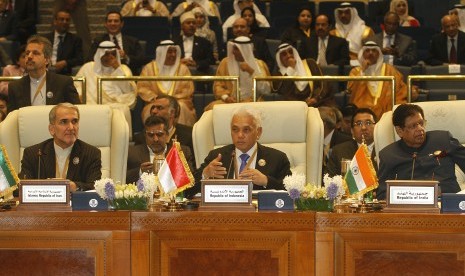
[0,105,129,183]
[192,101,324,185]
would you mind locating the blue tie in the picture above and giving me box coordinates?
[239,153,250,173]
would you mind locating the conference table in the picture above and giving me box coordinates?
[0,210,464,275]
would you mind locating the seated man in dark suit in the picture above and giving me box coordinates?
[172,11,214,74]
[88,11,145,74]
[7,35,81,113]
[192,106,292,196]
[300,14,350,66]
[367,12,417,66]
[44,9,83,75]
[126,115,194,184]
[377,104,465,199]
[20,103,102,191]
[326,108,378,176]
[427,14,465,65]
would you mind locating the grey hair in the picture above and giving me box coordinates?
[27,35,53,60]
[318,106,337,129]
[231,106,262,129]
[49,103,80,124]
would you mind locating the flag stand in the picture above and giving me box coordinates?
[165,198,183,212]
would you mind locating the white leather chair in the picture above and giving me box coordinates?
[374,101,465,189]
[0,105,129,184]
[192,101,324,185]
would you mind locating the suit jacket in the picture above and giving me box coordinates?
[377,131,465,199]
[20,138,102,191]
[0,9,18,41]
[193,144,292,195]
[44,31,84,75]
[172,35,214,73]
[325,140,378,176]
[300,34,350,66]
[89,33,145,73]
[126,143,194,184]
[427,31,465,66]
[7,71,81,112]
[251,35,274,72]
[368,32,417,66]
[13,0,36,43]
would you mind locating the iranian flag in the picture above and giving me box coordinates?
[158,142,194,195]
[344,144,378,195]
[0,145,19,198]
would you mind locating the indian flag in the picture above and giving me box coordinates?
[344,144,378,195]
[0,145,19,198]
[158,142,194,195]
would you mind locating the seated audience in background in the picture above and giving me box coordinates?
[0,93,7,120]
[44,9,83,75]
[207,36,270,110]
[326,108,378,176]
[126,115,194,184]
[368,12,417,66]
[272,43,333,107]
[0,45,26,95]
[377,104,465,199]
[427,15,465,66]
[120,0,169,17]
[0,0,18,42]
[8,35,80,112]
[222,0,269,42]
[19,103,101,192]
[389,0,420,27]
[281,5,313,52]
[300,14,350,66]
[449,4,465,33]
[193,106,291,196]
[88,11,145,74]
[319,106,352,172]
[340,103,358,135]
[231,17,274,72]
[193,7,219,63]
[347,41,409,120]
[241,7,267,38]
[330,2,374,60]
[171,0,220,22]
[0,44,11,67]
[138,40,196,126]
[333,106,343,131]
[172,11,215,74]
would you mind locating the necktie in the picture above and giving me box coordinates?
[113,36,121,49]
[57,35,64,60]
[318,39,327,66]
[450,38,457,64]
[239,153,250,173]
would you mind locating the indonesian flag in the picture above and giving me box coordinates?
[158,142,194,195]
[344,144,378,195]
[0,145,19,199]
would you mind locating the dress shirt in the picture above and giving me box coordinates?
[235,143,258,176]
[54,142,73,178]
[183,35,194,59]
[30,73,46,106]
[448,35,458,60]
[52,31,65,64]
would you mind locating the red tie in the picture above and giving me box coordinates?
[450,38,457,64]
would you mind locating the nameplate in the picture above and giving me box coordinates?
[199,179,255,211]
[384,180,439,213]
[17,179,71,211]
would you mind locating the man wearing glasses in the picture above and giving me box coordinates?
[376,104,465,199]
[126,115,194,183]
[325,108,377,176]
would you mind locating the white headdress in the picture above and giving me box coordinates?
[93,41,121,75]
[155,40,181,91]
[275,43,309,91]
[334,2,367,54]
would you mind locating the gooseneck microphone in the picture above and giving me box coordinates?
[226,151,236,179]
[410,152,417,180]
[37,149,44,179]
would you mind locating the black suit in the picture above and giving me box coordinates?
[0,9,18,41]
[300,34,350,66]
[20,138,102,191]
[44,32,83,75]
[172,35,214,73]
[325,140,378,176]
[7,71,81,113]
[89,33,145,74]
[126,143,194,184]
[368,32,417,66]
[193,144,292,196]
[427,31,465,65]
[13,0,37,44]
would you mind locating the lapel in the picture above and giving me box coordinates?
[45,72,53,105]
[21,75,32,106]
[66,140,81,180]
[42,140,57,179]
[140,144,151,163]
[441,33,449,61]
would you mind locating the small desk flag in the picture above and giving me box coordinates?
[344,144,378,195]
[157,142,194,195]
[0,145,19,198]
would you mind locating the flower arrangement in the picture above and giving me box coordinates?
[94,172,158,210]
[284,173,344,211]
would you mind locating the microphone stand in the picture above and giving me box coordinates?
[410,152,417,180]
[226,151,235,179]
[37,149,43,179]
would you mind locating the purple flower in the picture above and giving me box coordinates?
[326,183,339,200]
[136,178,144,192]
[105,182,115,200]
[289,188,300,200]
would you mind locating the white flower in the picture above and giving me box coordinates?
[139,172,158,197]
[323,173,345,200]
[94,178,114,199]
[283,173,306,192]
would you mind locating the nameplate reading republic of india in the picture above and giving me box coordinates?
[384,180,439,213]
[200,179,254,211]
[17,179,71,211]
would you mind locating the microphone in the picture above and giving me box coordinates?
[410,152,417,180]
[37,149,43,179]
[226,151,235,179]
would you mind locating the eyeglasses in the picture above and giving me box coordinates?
[145,130,165,138]
[353,120,375,128]
[404,120,427,131]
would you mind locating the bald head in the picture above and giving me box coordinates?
[442,15,459,37]
[233,17,250,37]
